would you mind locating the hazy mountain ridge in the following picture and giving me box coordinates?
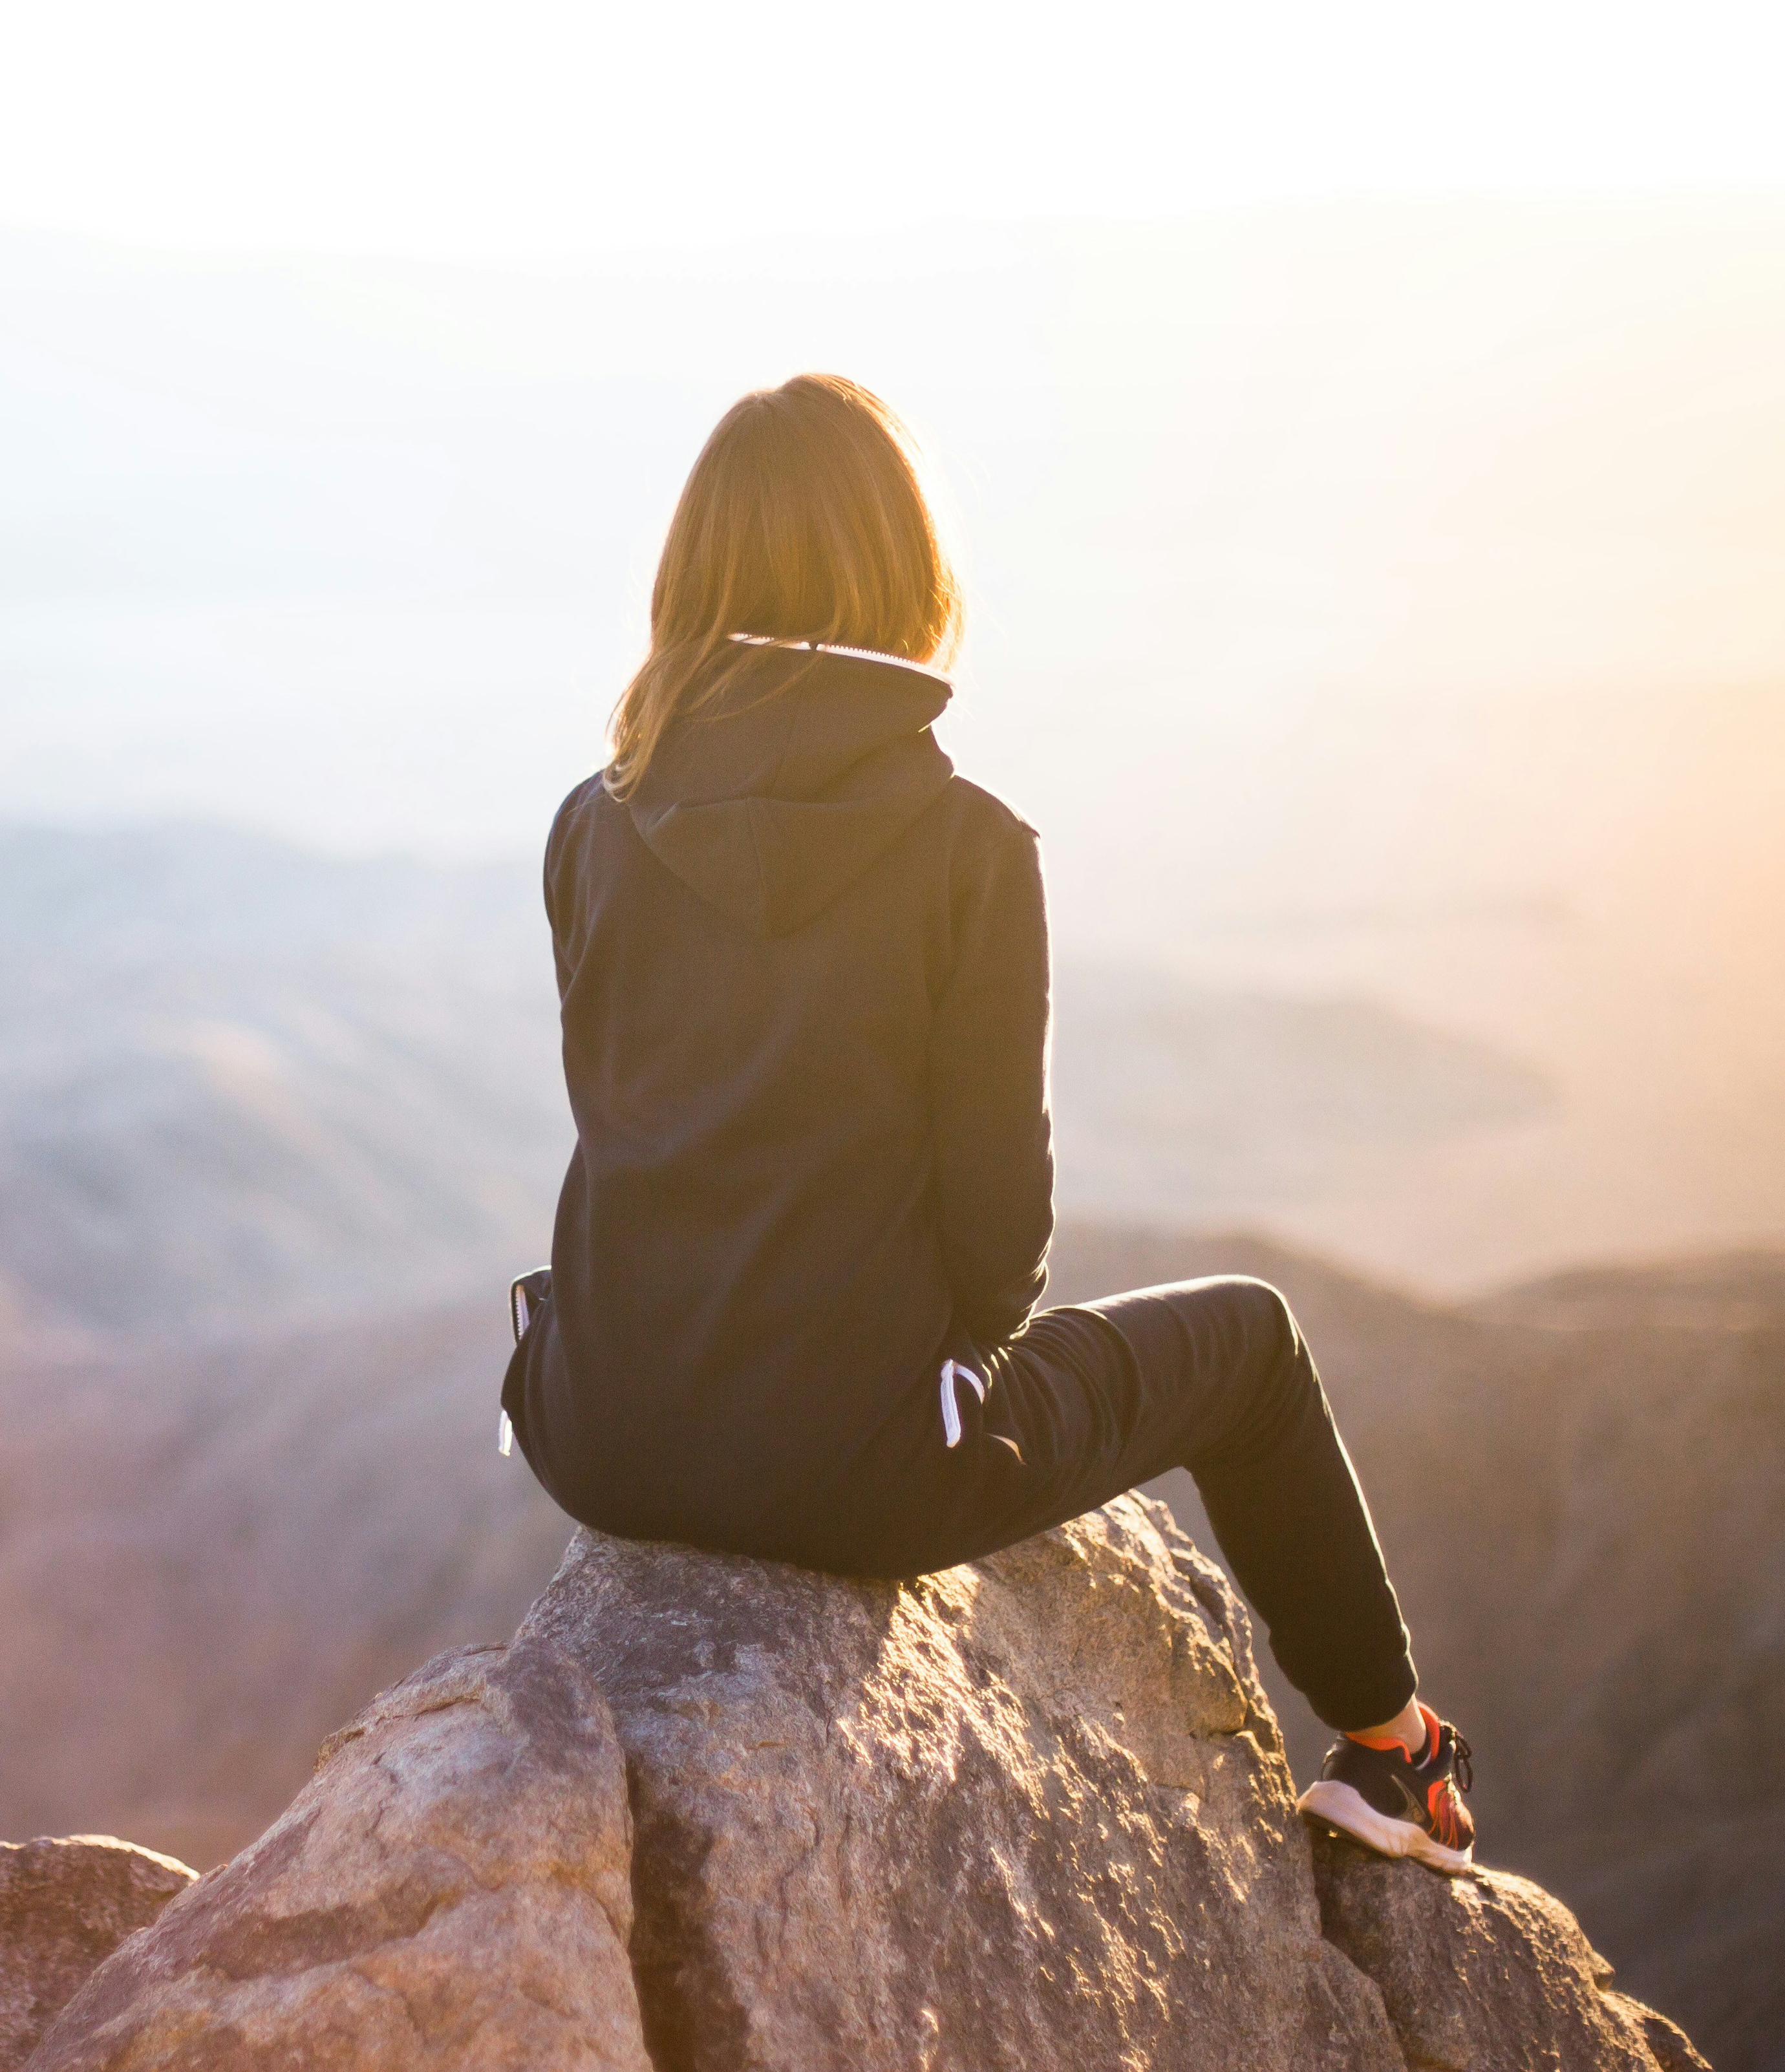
[1473,1250,1785,1330]
[0,818,1549,1330]
[0,823,568,1330]
[1053,964,1550,1223]
[0,1296,566,1873]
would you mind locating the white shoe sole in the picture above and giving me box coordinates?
[1298,1779,1474,1876]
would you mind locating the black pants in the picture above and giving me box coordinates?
[512,1275,1415,1732]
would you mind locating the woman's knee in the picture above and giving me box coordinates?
[1217,1276,1305,1371]
[1209,1277,1323,1453]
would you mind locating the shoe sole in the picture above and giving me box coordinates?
[1297,1779,1474,1875]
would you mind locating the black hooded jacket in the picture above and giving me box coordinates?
[506,643,1054,1543]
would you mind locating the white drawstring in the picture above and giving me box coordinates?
[939,1357,987,1448]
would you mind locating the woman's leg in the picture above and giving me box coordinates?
[1001,1277,1477,1867]
[1095,1277,1415,1731]
[936,1276,1417,1733]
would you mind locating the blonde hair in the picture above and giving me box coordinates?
[606,374,963,798]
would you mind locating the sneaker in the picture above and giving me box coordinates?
[1298,1704,1475,1874]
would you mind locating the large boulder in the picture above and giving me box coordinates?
[0,1839,194,2071]
[32,1494,1709,2071]
[28,1638,650,2071]
[526,1497,1399,2072]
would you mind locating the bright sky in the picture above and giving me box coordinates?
[2,0,1783,258]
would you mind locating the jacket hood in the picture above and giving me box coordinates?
[625,645,955,937]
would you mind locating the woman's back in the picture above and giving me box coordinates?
[518,641,1053,1546]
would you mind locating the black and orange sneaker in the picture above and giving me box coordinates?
[1297,1704,1475,1874]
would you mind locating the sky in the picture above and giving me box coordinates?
[3,1,1785,259]
[3,0,1781,884]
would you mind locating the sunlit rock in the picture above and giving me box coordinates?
[32,1493,1708,2071]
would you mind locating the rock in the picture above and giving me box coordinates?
[29,1637,651,2071]
[520,1495,1404,2072]
[30,1492,1711,2072]
[1311,1829,1711,2071]
[0,1837,194,2071]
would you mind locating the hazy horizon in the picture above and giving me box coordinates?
[5,196,1785,1290]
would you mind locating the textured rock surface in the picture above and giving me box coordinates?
[29,1492,1711,2072]
[523,1497,1403,2072]
[0,1838,193,2070]
[29,1637,650,2071]
[1312,1831,1711,2072]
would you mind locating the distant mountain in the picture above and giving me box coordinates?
[3,1224,1778,2069]
[1453,1254,1785,2070]
[0,819,1548,1331]
[1051,963,1548,1224]
[0,1296,567,1872]
[1471,1250,1785,1330]
[0,822,569,1331]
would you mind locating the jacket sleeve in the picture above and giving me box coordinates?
[926,814,1055,1345]
[542,782,591,1001]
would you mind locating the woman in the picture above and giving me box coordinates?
[502,373,1475,1873]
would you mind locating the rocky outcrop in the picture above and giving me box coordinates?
[28,1642,650,2071]
[30,1496,1707,2071]
[0,1838,193,2070]
[528,1500,1398,2072]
